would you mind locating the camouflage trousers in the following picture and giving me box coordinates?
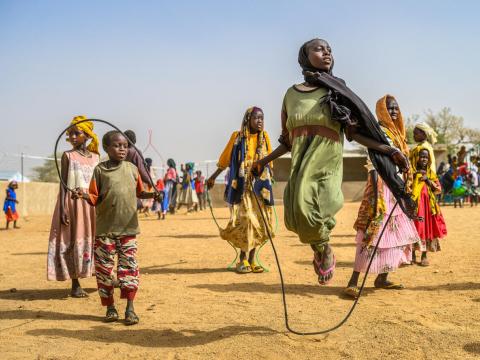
[94,235,138,306]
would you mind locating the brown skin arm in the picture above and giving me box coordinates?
[60,153,70,226]
[207,168,224,189]
[348,126,410,172]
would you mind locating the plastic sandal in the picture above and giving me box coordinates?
[313,250,336,285]
[105,308,119,323]
[250,262,264,273]
[124,310,139,326]
[343,286,360,299]
[235,260,252,274]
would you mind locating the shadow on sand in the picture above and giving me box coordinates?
[464,342,480,355]
[0,288,97,301]
[189,282,372,299]
[26,325,277,348]
[155,234,218,239]
[0,309,103,322]
[142,265,229,275]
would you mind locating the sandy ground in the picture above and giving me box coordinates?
[0,203,479,360]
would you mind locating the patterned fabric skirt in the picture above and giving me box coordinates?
[47,195,95,281]
[354,183,420,274]
[220,188,274,253]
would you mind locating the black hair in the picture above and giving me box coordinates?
[102,130,124,151]
[124,130,136,145]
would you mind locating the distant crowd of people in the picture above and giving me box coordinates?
[437,146,479,208]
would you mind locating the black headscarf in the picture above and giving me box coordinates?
[298,39,415,216]
[167,158,176,169]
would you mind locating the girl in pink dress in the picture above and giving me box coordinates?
[47,116,100,297]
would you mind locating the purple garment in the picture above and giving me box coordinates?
[125,146,151,185]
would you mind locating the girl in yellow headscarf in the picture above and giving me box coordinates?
[344,95,420,298]
[207,107,274,274]
[409,145,447,266]
[47,115,100,297]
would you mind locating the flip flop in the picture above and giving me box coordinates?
[250,262,264,273]
[125,310,139,326]
[235,260,252,274]
[313,251,336,285]
[343,286,360,299]
[105,307,119,322]
[70,289,89,298]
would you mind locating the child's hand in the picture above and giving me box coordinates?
[71,188,84,200]
[61,210,70,226]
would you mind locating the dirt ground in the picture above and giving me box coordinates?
[0,203,479,359]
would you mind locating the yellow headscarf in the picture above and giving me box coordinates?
[68,115,100,154]
[375,94,409,155]
[410,144,440,215]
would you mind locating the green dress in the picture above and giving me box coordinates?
[282,86,344,250]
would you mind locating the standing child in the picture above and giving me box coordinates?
[3,181,20,229]
[163,159,178,216]
[207,107,274,274]
[153,178,166,219]
[74,130,158,325]
[410,147,447,266]
[195,170,206,211]
[177,163,198,213]
[47,116,99,297]
[344,95,420,298]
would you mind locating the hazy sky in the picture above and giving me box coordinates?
[1,0,479,171]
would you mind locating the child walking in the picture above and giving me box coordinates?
[410,147,447,266]
[207,107,274,274]
[344,95,420,298]
[74,130,158,325]
[47,116,99,297]
[3,181,20,229]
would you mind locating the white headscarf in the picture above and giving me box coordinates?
[415,122,438,145]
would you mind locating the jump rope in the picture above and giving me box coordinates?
[55,118,399,336]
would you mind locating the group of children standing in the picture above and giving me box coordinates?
[46,116,160,325]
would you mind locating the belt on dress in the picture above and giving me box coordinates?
[290,125,340,143]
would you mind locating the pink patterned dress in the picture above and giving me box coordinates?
[47,150,99,281]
